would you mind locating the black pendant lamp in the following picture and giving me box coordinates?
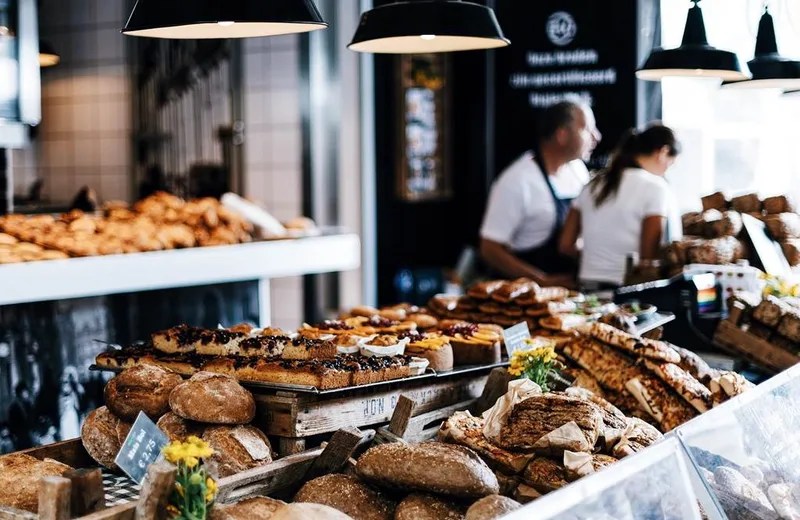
[122,0,327,39]
[637,0,748,81]
[722,7,800,89]
[348,0,509,54]
[39,40,60,67]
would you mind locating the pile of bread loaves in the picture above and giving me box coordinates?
[82,365,273,478]
[730,292,800,355]
[213,442,523,520]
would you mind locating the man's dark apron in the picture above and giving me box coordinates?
[513,152,579,276]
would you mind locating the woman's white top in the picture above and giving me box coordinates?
[480,151,589,251]
[574,168,682,285]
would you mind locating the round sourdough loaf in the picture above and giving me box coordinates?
[104,364,183,421]
[157,412,206,443]
[209,497,286,520]
[271,503,355,520]
[81,406,131,469]
[465,495,522,520]
[169,372,255,424]
[0,454,72,513]
[356,442,499,498]
[294,474,396,520]
[394,494,465,520]
[202,425,273,478]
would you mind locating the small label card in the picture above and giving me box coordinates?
[502,322,531,356]
[115,412,169,484]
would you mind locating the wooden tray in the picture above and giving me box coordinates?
[713,303,800,373]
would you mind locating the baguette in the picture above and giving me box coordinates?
[294,474,396,520]
[356,442,499,498]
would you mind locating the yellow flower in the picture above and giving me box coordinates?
[163,442,187,464]
[189,473,203,485]
[166,504,180,518]
[175,482,185,498]
[184,456,199,469]
[205,477,218,503]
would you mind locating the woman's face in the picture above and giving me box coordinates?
[652,146,677,176]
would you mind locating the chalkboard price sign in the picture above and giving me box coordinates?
[115,412,169,484]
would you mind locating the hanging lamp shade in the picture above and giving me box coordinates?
[122,0,327,39]
[39,40,60,67]
[637,0,748,81]
[348,0,509,54]
[721,8,800,89]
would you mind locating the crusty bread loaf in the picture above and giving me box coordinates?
[763,195,794,215]
[394,494,465,520]
[202,425,273,478]
[169,372,255,424]
[271,503,355,520]
[294,474,396,520]
[701,191,727,212]
[81,406,131,469]
[465,495,522,520]
[356,442,499,498]
[157,412,206,442]
[209,497,285,520]
[0,454,72,512]
[730,194,761,214]
[104,364,183,421]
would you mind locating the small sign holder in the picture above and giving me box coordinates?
[114,412,169,485]
[502,322,531,356]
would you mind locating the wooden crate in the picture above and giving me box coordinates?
[0,429,373,520]
[253,370,489,455]
[713,303,800,373]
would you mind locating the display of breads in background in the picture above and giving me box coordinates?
[81,365,273,479]
[0,191,319,264]
[728,290,800,355]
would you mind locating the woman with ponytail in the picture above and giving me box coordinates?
[558,123,681,290]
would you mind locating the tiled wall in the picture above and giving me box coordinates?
[241,35,305,329]
[13,0,132,203]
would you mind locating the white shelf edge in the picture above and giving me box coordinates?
[0,233,361,306]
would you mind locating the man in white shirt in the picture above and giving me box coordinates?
[480,100,601,287]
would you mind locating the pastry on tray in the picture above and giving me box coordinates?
[429,295,460,315]
[441,322,502,365]
[525,300,578,317]
[515,287,571,306]
[359,334,410,358]
[402,331,454,371]
[467,280,507,300]
[491,278,539,304]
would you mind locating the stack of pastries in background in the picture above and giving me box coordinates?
[82,365,273,478]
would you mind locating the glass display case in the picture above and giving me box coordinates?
[676,364,800,520]
[503,438,704,520]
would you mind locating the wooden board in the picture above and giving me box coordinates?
[714,319,799,373]
[254,373,488,438]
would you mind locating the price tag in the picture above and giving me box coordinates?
[502,322,531,356]
[114,412,169,484]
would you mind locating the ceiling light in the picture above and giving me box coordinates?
[348,0,510,54]
[122,0,328,39]
[39,40,60,67]
[721,7,800,90]
[637,0,748,82]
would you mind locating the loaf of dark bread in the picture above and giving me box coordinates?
[0,454,72,513]
[157,412,206,443]
[702,192,727,212]
[81,406,132,469]
[202,425,273,478]
[356,442,499,498]
[104,364,183,421]
[762,195,794,215]
[394,494,465,520]
[209,497,286,520]
[782,239,800,266]
[730,194,761,214]
[169,372,255,424]
[765,213,800,240]
[271,503,355,520]
[465,495,522,520]
[294,474,396,520]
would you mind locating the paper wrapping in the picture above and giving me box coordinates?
[482,378,542,443]
[532,421,592,455]
[563,450,594,481]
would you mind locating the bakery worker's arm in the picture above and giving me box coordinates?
[558,208,581,259]
[479,180,572,287]
[639,182,671,260]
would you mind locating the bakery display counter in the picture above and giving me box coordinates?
[0,231,360,323]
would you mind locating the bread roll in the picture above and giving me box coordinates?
[104,364,183,421]
[394,494,465,520]
[81,406,131,469]
[730,193,761,214]
[271,503,354,520]
[356,442,499,498]
[0,454,72,512]
[210,497,285,520]
[157,412,206,442]
[169,372,255,424]
[203,425,273,478]
[465,495,522,520]
[763,195,794,215]
[294,474,396,520]
[701,191,727,212]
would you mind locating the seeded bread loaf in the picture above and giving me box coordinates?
[0,454,73,512]
[169,372,255,424]
[294,474,396,520]
[202,425,273,478]
[81,406,132,469]
[394,494,465,520]
[104,364,183,421]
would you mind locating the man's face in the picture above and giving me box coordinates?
[560,106,601,162]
